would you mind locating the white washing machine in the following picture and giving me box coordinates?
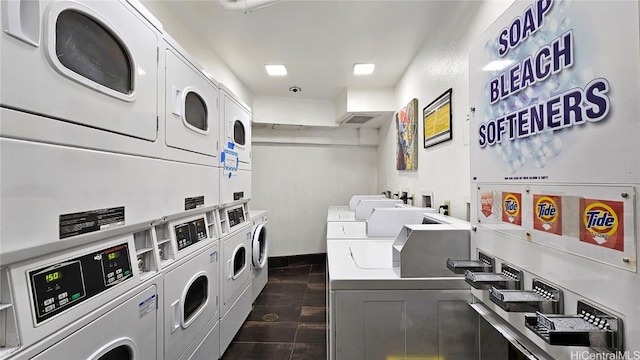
[347,195,385,211]
[217,202,253,356]
[1,230,163,359]
[249,210,268,303]
[353,199,403,220]
[219,85,251,205]
[158,211,221,360]
[327,234,473,360]
[327,208,438,241]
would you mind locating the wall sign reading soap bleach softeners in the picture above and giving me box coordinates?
[469,0,639,185]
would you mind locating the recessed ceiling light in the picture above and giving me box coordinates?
[353,63,375,75]
[265,64,287,76]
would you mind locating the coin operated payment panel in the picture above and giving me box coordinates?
[29,243,133,324]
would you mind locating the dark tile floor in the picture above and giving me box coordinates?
[222,256,327,360]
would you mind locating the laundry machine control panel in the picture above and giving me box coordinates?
[29,243,133,324]
[228,207,245,227]
[174,217,208,251]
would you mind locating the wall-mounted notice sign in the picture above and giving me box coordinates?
[469,0,640,184]
[423,88,452,148]
[221,148,238,179]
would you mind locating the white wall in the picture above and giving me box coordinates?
[378,0,513,220]
[250,139,378,256]
[254,96,337,127]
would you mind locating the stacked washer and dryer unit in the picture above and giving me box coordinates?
[0,0,267,359]
[217,85,269,355]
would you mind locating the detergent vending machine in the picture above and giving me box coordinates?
[463,0,640,358]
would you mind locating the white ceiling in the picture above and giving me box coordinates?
[141,0,477,101]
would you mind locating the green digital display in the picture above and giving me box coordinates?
[45,271,62,283]
[107,252,118,260]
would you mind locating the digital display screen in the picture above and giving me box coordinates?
[45,271,62,283]
[107,252,119,260]
[175,218,207,251]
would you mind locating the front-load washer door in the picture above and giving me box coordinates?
[164,243,219,360]
[31,285,158,360]
[1,0,158,142]
[164,43,219,160]
[252,223,268,269]
[221,92,251,170]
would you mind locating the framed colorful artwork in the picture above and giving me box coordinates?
[396,98,419,170]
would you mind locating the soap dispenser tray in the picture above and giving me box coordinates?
[524,300,622,352]
[490,279,563,313]
[465,263,523,290]
[446,252,494,274]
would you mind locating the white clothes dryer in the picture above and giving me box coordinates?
[160,35,221,214]
[163,242,220,360]
[0,0,174,255]
[1,0,161,158]
[1,230,163,359]
[219,85,251,205]
[249,210,268,303]
[162,34,220,166]
[217,203,253,356]
[157,211,221,360]
[10,281,161,360]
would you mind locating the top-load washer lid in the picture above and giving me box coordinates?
[326,222,367,240]
[348,195,386,211]
[327,210,356,222]
[348,240,395,269]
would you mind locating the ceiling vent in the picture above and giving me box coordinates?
[340,114,377,125]
[335,87,395,128]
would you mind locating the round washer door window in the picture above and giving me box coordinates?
[252,223,268,269]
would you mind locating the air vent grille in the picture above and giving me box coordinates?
[345,115,376,124]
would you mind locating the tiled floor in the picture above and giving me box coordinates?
[222,255,327,360]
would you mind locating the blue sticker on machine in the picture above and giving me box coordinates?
[227,142,234,149]
[223,148,239,174]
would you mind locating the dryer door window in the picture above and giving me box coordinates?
[184,91,208,132]
[184,275,208,323]
[233,120,246,146]
[233,246,247,278]
[95,345,132,360]
[55,10,132,96]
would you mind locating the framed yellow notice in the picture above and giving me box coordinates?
[423,88,452,148]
